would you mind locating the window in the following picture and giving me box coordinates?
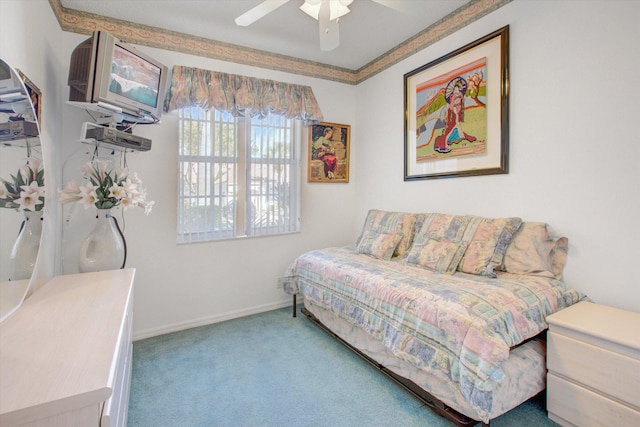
[177,107,301,243]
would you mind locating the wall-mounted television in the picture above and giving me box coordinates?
[68,30,169,124]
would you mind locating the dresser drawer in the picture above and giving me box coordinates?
[547,373,640,427]
[547,331,640,409]
[101,291,133,427]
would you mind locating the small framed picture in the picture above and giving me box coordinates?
[16,69,42,126]
[308,122,350,183]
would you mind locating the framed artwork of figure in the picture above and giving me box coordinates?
[308,122,350,183]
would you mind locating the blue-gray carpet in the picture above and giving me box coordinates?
[128,306,558,427]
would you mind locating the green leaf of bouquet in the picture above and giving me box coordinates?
[11,173,22,187]
[2,181,13,192]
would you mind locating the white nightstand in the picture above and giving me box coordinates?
[546,301,640,426]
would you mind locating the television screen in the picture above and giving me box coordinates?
[68,30,168,125]
[110,44,162,110]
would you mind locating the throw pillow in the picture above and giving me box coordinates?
[406,235,468,274]
[457,216,523,277]
[500,222,569,279]
[356,210,418,258]
[356,230,404,260]
[415,213,471,241]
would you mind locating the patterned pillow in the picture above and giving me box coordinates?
[415,213,471,241]
[356,210,418,258]
[500,222,569,279]
[356,230,403,260]
[406,235,468,274]
[457,216,523,277]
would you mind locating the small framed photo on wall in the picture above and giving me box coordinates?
[308,122,350,183]
[16,69,42,127]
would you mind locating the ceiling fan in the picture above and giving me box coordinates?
[235,0,407,51]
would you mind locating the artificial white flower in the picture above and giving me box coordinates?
[141,200,155,215]
[80,190,99,209]
[17,186,43,211]
[60,159,153,214]
[120,197,134,210]
[115,167,128,182]
[1,158,45,212]
[108,184,126,199]
[21,180,45,198]
[58,180,82,203]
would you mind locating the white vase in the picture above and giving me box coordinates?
[10,210,43,281]
[79,209,127,273]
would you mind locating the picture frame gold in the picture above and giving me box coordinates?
[404,26,509,180]
[308,122,350,183]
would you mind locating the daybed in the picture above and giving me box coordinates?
[281,210,586,426]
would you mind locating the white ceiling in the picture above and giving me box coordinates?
[58,0,470,70]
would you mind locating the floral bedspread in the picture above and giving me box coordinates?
[282,246,585,413]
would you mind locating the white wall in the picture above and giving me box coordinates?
[0,0,65,295]
[57,33,358,338]
[355,0,640,313]
[3,0,638,338]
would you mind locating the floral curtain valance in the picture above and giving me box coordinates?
[164,65,323,122]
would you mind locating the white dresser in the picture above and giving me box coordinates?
[0,268,135,427]
[546,301,640,426]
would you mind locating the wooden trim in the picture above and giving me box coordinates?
[47,0,511,85]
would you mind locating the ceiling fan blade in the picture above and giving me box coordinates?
[235,0,290,26]
[318,0,339,51]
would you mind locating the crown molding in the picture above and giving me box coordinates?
[48,0,510,85]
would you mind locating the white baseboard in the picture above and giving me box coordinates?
[132,298,293,341]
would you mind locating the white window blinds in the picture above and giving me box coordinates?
[177,107,300,243]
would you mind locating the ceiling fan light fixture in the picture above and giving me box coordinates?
[331,0,353,20]
[300,1,320,19]
[300,0,352,21]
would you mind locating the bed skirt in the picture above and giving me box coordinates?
[302,300,547,424]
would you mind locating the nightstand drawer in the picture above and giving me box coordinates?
[547,373,640,427]
[548,331,640,409]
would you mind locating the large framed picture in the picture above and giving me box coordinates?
[404,26,509,180]
[308,122,350,183]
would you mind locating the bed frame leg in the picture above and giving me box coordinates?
[292,294,297,317]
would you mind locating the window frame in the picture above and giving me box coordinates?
[177,107,301,243]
